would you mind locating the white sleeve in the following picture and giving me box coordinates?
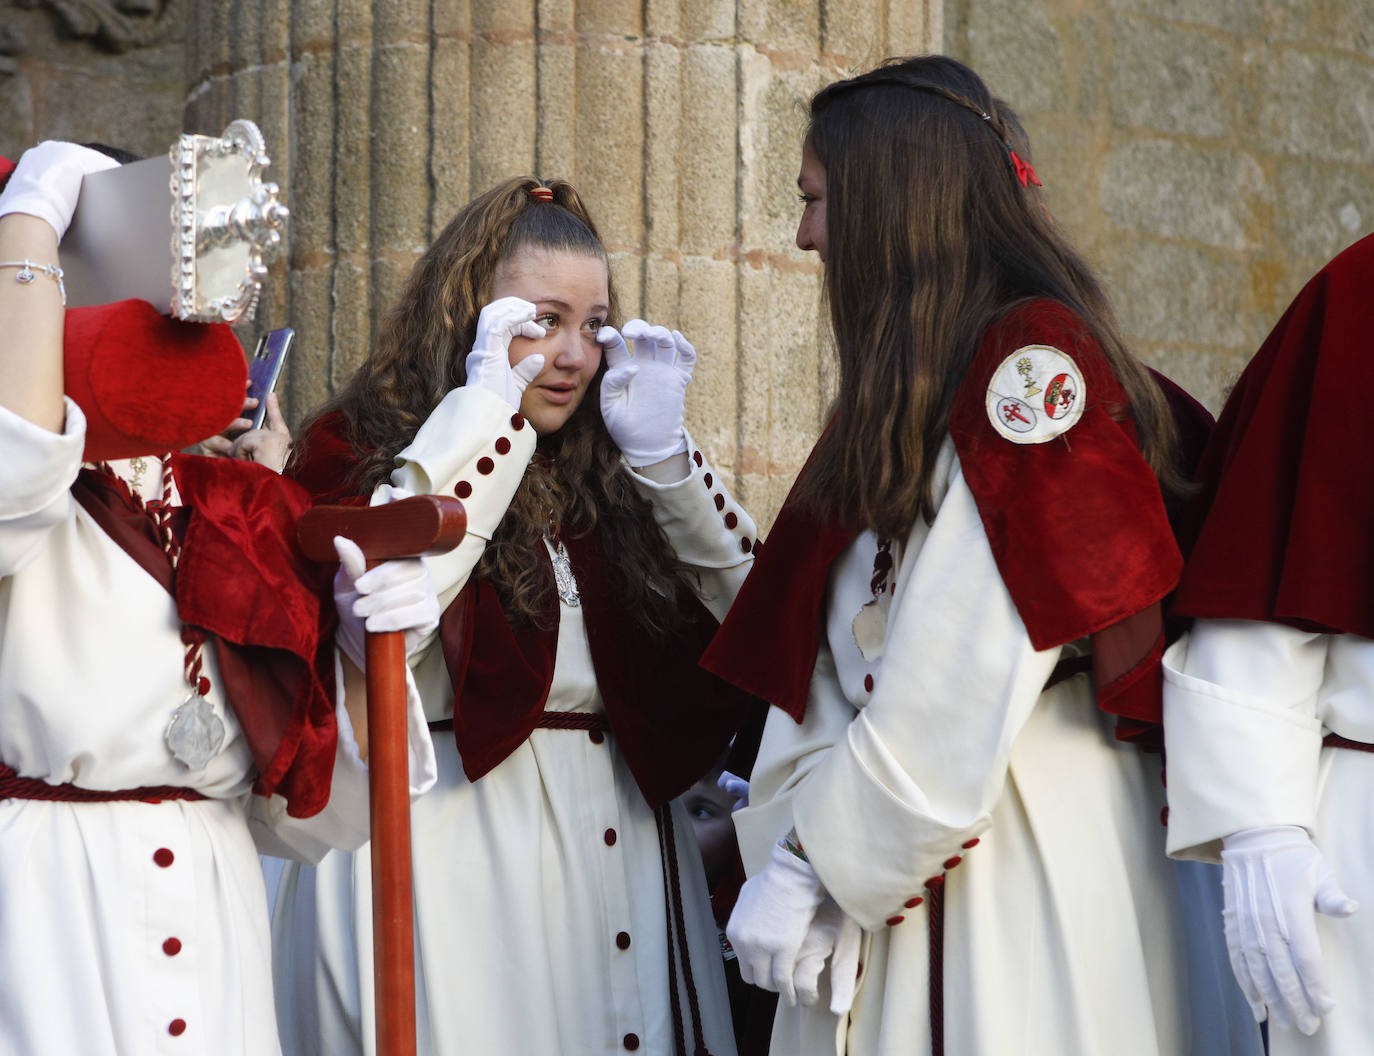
[1163,619,1327,861]
[788,461,1060,930]
[248,656,438,861]
[628,429,756,620]
[0,398,86,576]
[385,384,536,621]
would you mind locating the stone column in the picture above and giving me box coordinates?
[185,0,940,525]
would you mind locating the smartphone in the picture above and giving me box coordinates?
[246,327,294,429]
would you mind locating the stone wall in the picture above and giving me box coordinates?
[7,0,1371,521]
[947,0,1374,412]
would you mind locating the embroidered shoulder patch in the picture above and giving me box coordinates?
[984,344,1086,444]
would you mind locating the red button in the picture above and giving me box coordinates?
[724,512,738,529]
[511,413,526,431]
[692,451,703,466]
[924,875,944,892]
[1160,805,1169,826]
[885,915,904,926]
[740,537,752,553]
[454,480,472,499]
[168,1019,187,1037]
[476,456,495,475]
[703,472,713,488]
[589,730,605,745]
[713,493,725,511]
[943,855,962,870]
[863,674,874,693]
[604,828,617,846]
[616,931,631,950]
[153,848,174,868]
[904,896,924,908]
[624,1033,640,1050]
[163,937,182,956]
[961,837,980,849]
[495,436,512,455]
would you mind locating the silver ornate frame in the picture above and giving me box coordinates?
[170,119,289,324]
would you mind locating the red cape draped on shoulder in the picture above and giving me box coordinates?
[73,455,339,817]
[289,408,752,806]
[703,300,1186,740]
[1172,232,1374,638]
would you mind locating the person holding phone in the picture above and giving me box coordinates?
[0,141,440,1056]
[272,177,756,1055]
[198,330,295,471]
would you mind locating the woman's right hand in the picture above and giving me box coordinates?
[0,141,119,241]
[464,296,547,410]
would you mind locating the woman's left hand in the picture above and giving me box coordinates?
[198,391,292,472]
[598,319,694,466]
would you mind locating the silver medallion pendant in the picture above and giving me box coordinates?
[551,539,581,607]
[165,692,226,771]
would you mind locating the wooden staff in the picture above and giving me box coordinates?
[297,494,466,1056]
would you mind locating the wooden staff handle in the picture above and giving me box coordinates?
[297,494,466,1056]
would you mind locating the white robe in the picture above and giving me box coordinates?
[1165,619,1374,1055]
[271,387,755,1055]
[733,440,1193,1055]
[0,400,421,1056]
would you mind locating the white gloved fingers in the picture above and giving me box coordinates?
[718,770,749,811]
[0,141,120,239]
[1221,893,1267,1023]
[511,353,546,385]
[622,318,676,362]
[600,361,639,402]
[333,535,368,584]
[598,325,629,369]
[1314,871,1358,919]
[829,910,862,1015]
[725,843,826,1008]
[671,329,698,374]
[474,296,539,344]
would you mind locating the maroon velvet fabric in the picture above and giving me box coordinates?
[442,529,752,808]
[703,300,1185,739]
[1172,232,1374,639]
[72,457,339,817]
[288,411,371,507]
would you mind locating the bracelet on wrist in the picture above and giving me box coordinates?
[0,259,66,306]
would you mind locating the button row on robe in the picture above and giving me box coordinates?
[453,414,528,501]
[695,450,755,556]
[887,838,980,926]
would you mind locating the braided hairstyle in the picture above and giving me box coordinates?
[794,55,1182,537]
[294,177,692,630]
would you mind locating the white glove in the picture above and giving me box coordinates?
[332,535,441,668]
[726,841,826,1006]
[1220,825,1357,1035]
[794,896,863,1013]
[598,319,694,465]
[0,141,119,240]
[718,770,750,812]
[464,296,547,409]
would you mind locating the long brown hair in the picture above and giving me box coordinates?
[293,177,691,629]
[794,55,1181,538]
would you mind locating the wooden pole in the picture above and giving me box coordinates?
[297,495,466,1056]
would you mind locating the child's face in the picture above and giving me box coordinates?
[681,776,738,888]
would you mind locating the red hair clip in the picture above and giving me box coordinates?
[529,187,555,202]
[1009,150,1042,188]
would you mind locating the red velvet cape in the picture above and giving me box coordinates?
[291,412,754,807]
[702,300,1185,741]
[1172,232,1374,638]
[72,455,339,817]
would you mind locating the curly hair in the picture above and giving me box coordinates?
[293,177,692,630]
[793,55,1184,538]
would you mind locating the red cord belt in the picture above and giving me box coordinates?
[0,763,207,802]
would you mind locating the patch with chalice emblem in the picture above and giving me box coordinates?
[985,344,1086,444]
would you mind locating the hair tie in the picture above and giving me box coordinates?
[529,187,555,203]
